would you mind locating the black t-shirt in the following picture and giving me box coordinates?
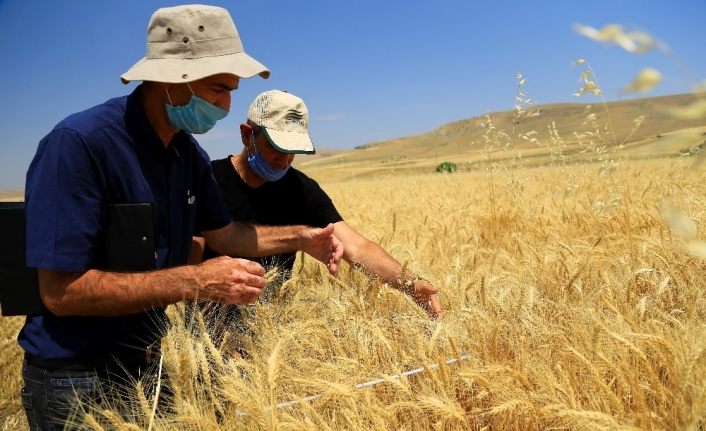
[207,156,343,275]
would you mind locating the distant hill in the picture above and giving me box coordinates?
[291,147,344,167]
[0,189,23,201]
[299,93,706,182]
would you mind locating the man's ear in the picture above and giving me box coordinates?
[239,123,252,147]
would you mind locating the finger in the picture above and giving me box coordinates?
[429,294,444,320]
[242,273,267,290]
[327,261,338,276]
[327,250,340,271]
[237,280,266,300]
[331,236,344,262]
[319,223,335,236]
[414,281,438,296]
[232,257,266,276]
[224,285,262,304]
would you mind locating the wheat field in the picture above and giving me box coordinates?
[2,152,705,430]
[2,18,705,431]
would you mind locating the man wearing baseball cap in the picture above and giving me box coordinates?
[20,6,342,429]
[192,90,443,349]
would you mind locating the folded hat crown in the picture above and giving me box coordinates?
[146,5,244,59]
[120,4,270,84]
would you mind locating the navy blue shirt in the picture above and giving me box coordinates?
[20,85,231,360]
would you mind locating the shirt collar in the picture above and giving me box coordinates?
[125,85,187,158]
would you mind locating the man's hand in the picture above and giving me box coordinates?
[409,279,444,320]
[195,256,266,304]
[426,293,444,320]
[298,223,344,275]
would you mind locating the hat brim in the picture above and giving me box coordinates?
[263,128,315,155]
[120,52,270,84]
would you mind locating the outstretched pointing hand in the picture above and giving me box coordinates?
[299,223,343,275]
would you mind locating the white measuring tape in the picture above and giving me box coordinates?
[235,353,470,416]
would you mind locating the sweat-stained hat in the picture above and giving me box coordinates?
[247,90,315,154]
[120,4,269,84]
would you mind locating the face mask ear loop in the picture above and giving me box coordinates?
[186,82,196,96]
[164,88,174,106]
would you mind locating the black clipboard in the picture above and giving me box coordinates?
[0,202,155,316]
[0,202,43,316]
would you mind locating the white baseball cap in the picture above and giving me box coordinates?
[248,90,315,154]
[121,4,270,84]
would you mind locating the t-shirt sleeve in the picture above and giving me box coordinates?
[193,145,231,232]
[301,174,343,227]
[25,128,105,272]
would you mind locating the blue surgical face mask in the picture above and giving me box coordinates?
[165,84,228,134]
[247,133,290,182]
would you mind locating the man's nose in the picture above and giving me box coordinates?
[216,92,231,111]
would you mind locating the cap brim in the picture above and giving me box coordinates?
[263,128,315,155]
[120,52,270,84]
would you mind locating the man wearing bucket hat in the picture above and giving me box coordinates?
[20,6,342,429]
[191,90,443,344]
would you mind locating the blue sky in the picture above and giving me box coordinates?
[1,0,704,188]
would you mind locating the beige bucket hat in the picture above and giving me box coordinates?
[121,4,270,84]
[248,90,315,155]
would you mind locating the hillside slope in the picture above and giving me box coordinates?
[299,93,705,181]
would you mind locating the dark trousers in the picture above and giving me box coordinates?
[21,354,168,430]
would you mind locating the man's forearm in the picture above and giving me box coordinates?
[205,221,305,257]
[39,266,201,317]
[338,224,440,317]
[345,241,413,288]
[348,242,440,317]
